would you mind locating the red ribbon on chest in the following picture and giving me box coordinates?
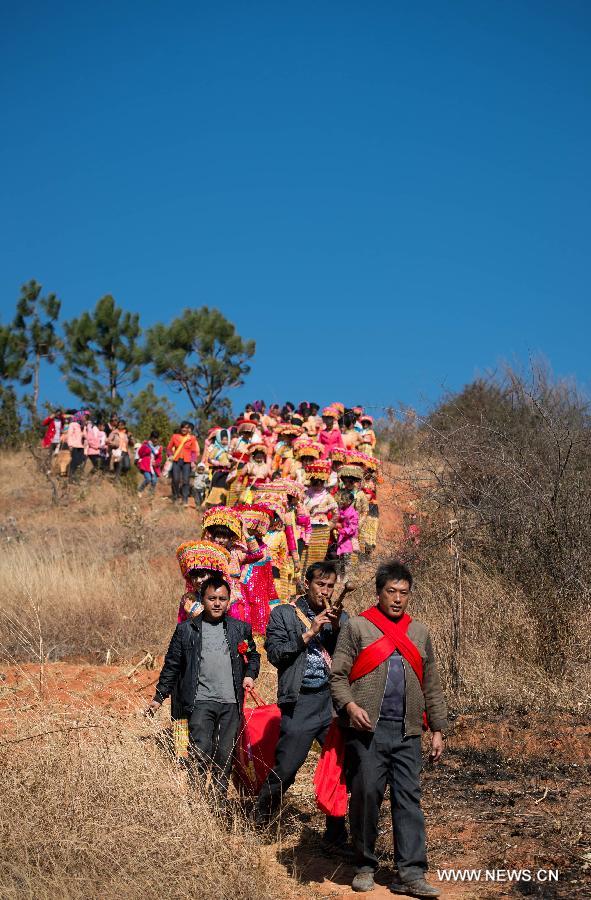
[348,606,424,686]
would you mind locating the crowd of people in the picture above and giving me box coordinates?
[141,401,445,899]
[42,399,443,897]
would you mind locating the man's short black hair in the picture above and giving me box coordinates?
[305,560,337,583]
[201,574,231,598]
[375,560,413,592]
[180,420,194,430]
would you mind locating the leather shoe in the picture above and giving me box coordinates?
[390,876,441,897]
[352,871,375,892]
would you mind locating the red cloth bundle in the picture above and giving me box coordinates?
[233,691,282,795]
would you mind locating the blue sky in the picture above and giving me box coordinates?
[1,1,590,420]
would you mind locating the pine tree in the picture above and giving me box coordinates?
[145,307,255,432]
[11,280,62,418]
[61,295,143,413]
[126,383,176,443]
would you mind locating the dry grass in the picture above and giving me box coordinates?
[0,702,293,900]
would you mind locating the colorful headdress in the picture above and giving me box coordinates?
[234,503,273,533]
[295,440,322,460]
[271,479,306,503]
[247,442,267,455]
[322,406,338,418]
[331,402,345,415]
[202,505,243,540]
[176,540,232,581]
[252,492,286,518]
[330,447,348,464]
[275,423,303,438]
[339,465,364,480]
[305,459,332,481]
[360,414,374,425]
[347,450,379,472]
[236,419,257,433]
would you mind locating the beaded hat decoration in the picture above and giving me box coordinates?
[350,450,378,472]
[330,447,348,464]
[234,502,273,533]
[331,402,345,414]
[202,505,243,540]
[176,540,232,580]
[275,423,304,437]
[339,465,365,480]
[236,420,257,433]
[271,478,306,502]
[295,440,322,460]
[252,492,286,518]
[360,414,374,425]
[247,442,267,455]
[322,406,338,418]
[305,459,332,481]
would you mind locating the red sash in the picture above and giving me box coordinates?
[348,607,423,686]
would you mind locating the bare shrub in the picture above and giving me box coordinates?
[0,705,292,900]
[417,363,591,682]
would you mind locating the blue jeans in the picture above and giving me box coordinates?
[139,471,157,492]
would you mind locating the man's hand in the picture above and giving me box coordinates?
[243,676,255,691]
[144,700,161,718]
[430,731,445,763]
[346,701,372,731]
[302,612,332,643]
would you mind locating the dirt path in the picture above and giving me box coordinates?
[1,667,589,899]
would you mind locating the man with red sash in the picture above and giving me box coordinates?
[330,560,447,897]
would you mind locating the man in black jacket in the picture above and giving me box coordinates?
[147,575,260,795]
[255,560,348,847]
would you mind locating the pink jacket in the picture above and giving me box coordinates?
[84,424,102,456]
[66,421,84,449]
[337,505,359,555]
[319,427,345,458]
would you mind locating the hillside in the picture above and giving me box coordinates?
[0,454,589,899]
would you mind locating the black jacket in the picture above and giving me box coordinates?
[264,597,348,705]
[153,615,260,715]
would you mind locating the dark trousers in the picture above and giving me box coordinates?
[257,685,346,839]
[172,460,192,502]
[188,700,240,796]
[114,451,130,478]
[346,719,427,882]
[69,447,86,479]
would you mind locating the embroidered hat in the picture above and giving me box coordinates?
[305,459,332,481]
[234,502,273,534]
[294,440,322,460]
[176,540,232,581]
[270,479,306,502]
[275,423,303,437]
[247,442,267,455]
[202,505,243,540]
[322,406,338,418]
[330,447,348,464]
[339,465,364,480]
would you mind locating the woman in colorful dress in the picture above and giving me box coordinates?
[300,459,338,570]
[318,407,345,459]
[237,442,271,502]
[293,439,322,484]
[273,423,303,478]
[232,503,278,635]
[200,505,264,610]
